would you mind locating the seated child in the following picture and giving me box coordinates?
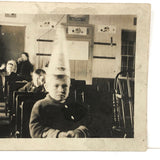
[29,26,92,138]
[4,60,21,110]
[5,60,20,92]
[18,69,46,92]
[0,63,6,101]
[29,74,91,138]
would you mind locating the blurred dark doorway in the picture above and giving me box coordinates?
[0,25,25,65]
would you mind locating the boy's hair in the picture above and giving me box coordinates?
[34,69,46,75]
[21,52,29,59]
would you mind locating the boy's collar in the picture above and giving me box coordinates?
[46,94,66,105]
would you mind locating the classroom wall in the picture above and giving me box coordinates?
[0,14,136,79]
[32,14,67,69]
[33,15,136,79]
[90,15,136,78]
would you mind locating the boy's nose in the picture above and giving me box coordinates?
[57,86,64,92]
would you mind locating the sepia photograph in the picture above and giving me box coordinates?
[0,2,150,151]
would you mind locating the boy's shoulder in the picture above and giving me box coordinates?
[32,95,55,111]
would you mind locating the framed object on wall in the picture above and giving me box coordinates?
[67,15,89,24]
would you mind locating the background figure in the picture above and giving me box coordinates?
[5,60,19,111]
[17,52,33,81]
[18,69,46,92]
[0,63,6,101]
[5,59,19,83]
[5,60,18,90]
[6,60,17,75]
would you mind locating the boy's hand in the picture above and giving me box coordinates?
[74,129,85,138]
[58,131,68,138]
[66,130,75,138]
[66,130,85,138]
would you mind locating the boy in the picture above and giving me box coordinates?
[29,74,90,138]
[29,26,90,138]
[18,69,46,92]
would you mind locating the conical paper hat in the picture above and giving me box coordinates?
[47,25,70,77]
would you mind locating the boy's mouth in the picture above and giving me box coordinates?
[57,94,65,98]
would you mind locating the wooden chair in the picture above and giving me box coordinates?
[5,81,27,116]
[112,71,134,138]
[14,92,47,138]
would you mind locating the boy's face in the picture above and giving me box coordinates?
[46,75,70,103]
[21,54,28,61]
[32,72,46,87]
[6,64,13,74]
[6,61,16,74]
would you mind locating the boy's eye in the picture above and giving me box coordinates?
[62,84,67,88]
[55,84,59,88]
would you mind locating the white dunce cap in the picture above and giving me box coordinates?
[47,25,70,77]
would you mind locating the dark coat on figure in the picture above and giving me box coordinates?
[0,72,17,101]
[29,94,91,138]
[17,60,33,81]
[5,72,21,93]
[5,72,22,109]
[0,75,4,102]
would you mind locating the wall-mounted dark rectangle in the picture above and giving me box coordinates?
[94,42,116,46]
[93,56,116,59]
[133,17,137,26]
[67,15,89,24]
[37,39,54,42]
[36,53,52,56]
[5,13,16,18]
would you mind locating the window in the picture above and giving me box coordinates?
[121,30,136,77]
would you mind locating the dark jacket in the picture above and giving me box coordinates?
[29,94,90,138]
[0,75,4,101]
[3,72,20,109]
[17,60,33,81]
[5,72,18,93]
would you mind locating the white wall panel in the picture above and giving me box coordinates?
[67,40,89,60]
[92,59,118,78]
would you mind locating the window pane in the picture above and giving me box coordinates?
[128,44,134,55]
[128,57,135,77]
[128,57,134,71]
[121,30,136,77]
[122,45,127,55]
[121,56,127,68]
